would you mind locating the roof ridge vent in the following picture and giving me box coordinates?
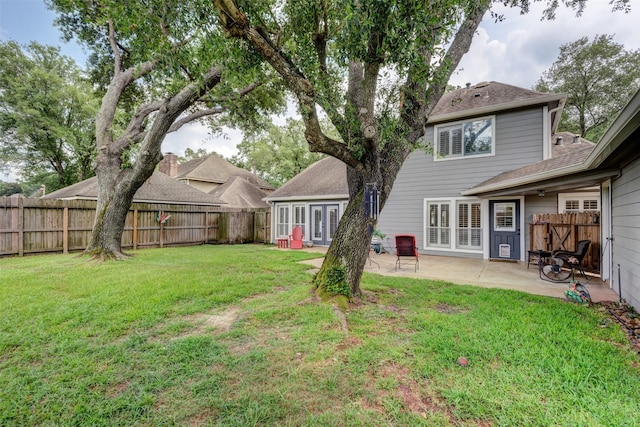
[475,81,490,88]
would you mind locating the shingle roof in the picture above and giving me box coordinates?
[264,157,348,200]
[208,175,269,208]
[467,132,596,192]
[429,81,565,125]
[177,154,275,191]
[44,171,225,206]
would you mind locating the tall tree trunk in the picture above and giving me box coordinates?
[314,182,372,298]
[85,148,160,260]
[85,67,223,260]
[314,151,404,298]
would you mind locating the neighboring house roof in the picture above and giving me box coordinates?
[44,171,225,206]
[176,154,275,191]
[208,175,269,209]
[264,157,348,201]
[429,81,566,133]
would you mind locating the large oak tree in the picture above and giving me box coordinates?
[534,34,640,142]
[212,0,631,298]
[48,0,284,259]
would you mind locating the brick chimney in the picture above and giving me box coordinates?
[158,152,178,177]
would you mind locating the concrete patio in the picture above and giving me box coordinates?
[298,247,619,303]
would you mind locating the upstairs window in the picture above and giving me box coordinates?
[435,117,494,160]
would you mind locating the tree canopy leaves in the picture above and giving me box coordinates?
[0,41,98,192]
[534,34,640,142]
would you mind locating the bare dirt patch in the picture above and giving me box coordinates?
[171,307,243,340]
[434,303,468,315]
[364,362,492,426]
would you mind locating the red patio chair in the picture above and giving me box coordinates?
[395,234,419,271]
[289,226,304,249]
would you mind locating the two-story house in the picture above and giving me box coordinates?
[376,81,587,262]
[268,82,599,261]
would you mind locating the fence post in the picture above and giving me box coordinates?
[18,197,24,257]
[133,208,138,251]
[204,211,208,244]
[63,204,69,254]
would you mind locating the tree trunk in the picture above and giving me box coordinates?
[85,147,161,260]
[314,157,400,298]
[84,67,223,260]
[314,188,373,298]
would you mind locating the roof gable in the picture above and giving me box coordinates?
[176,154,275,191]
[208,175,269,209]
[429,81,565,129]
[265,157,348,200]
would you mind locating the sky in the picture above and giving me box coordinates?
[1,0,639,182]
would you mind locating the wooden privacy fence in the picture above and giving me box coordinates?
[0,197,271,257]
[529,212,600,272]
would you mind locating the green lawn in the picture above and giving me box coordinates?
[1,245,639,426]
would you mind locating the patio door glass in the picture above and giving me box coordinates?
[310,204,340,245]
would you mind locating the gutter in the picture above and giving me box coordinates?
[263,194,349,202]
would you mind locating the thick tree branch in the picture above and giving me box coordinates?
[199,81,263,104]
[107,20,121,75]
[168,107,225,133]
[213,0,363,171]
[425,0,491,117]
[132,67,223,176]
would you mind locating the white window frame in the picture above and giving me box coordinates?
[558,192,600,213]
[426,200,451,248]
[493,202,516,232]
[434,115,495,161]
[276,204,290,238]
[424,198,484,253]
[456,200,482,249]
[292,204,306,238]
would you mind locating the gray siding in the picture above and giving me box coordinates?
[611,155,640,311]
[378,107,546,249]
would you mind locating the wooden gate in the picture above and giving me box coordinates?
[529,212,600,272]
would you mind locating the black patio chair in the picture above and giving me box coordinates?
[552,240,591,279]
[394,234,419,272]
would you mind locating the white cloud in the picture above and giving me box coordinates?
[451,2,640,89]
[162,123,244,159]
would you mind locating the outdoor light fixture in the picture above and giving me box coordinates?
[537,190,545,197]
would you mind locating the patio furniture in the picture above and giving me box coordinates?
[552,240,591,279]
[539,240,591,282]
[527,249,551,269]
[277,238,288,248]
[289,226,304,249]
[394,234,419,271]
